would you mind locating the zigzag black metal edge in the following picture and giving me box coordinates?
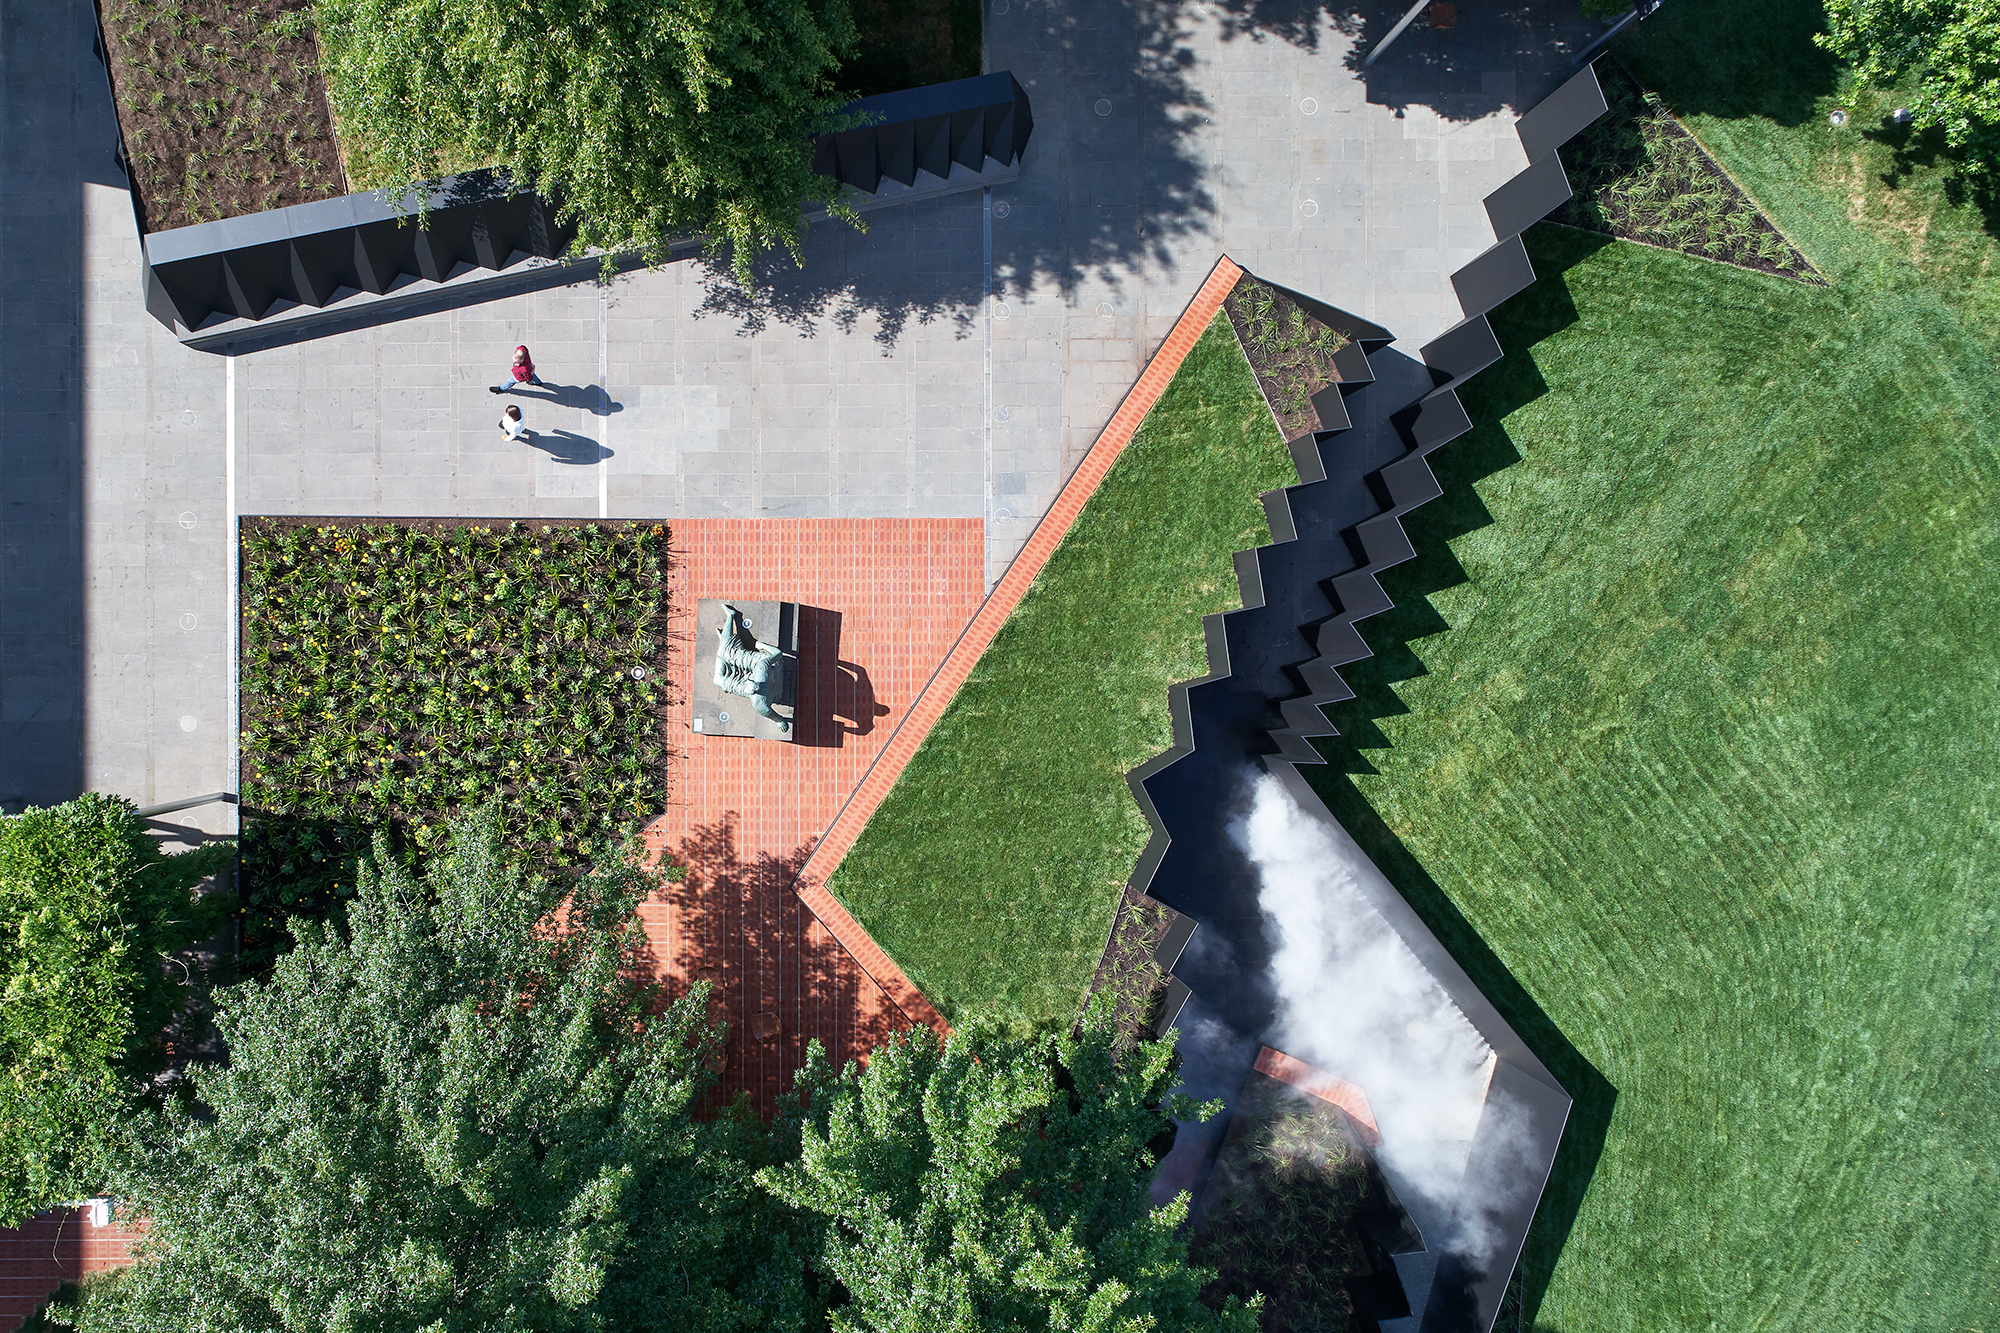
[1123,61,1610,922]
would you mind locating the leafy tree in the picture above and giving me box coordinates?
[61,808,817,1333]
[1819,0,2000,174]
[309,0,862,280]
[761,1005,1262,1333]
[0,794,232,1225]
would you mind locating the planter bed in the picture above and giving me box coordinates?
[1188,1074,1376,1332]
[843,0,981,99]
[237,518,672,958]
[1083,888,1183,1048]
[97,0,344,231]
[96,0,978,237]
[1220,276,1363,441]
[1553,60,1821,284]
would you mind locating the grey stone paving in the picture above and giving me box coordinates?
[1,0,1599,813]
[3,0,233,828]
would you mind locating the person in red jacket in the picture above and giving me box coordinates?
[489,345,546,394]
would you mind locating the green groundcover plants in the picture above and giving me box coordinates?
[238,518,670,950]
[0,794,232,1224]
[829,313,1293,1030]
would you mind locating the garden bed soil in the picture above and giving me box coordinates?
[236,517,675,963]
[1221,276,1354,441]
[96,0,346,232]
[1084,888,1180,1047]
[1190,1073,1375,1332]
[1554,60,1823,284]
[842,0,981,99]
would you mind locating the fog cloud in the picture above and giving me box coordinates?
[1232,772,1533,1258]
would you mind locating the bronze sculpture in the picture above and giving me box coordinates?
[713,603,793,733]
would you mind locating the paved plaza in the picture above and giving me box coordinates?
[0,0,1598,823]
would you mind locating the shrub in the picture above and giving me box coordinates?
[0,794,232,1224]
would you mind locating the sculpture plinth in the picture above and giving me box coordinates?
[690,599,799,741]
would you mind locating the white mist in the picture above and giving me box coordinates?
[1232,773,1531,1258]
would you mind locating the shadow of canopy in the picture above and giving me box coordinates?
[691,0,1217,345]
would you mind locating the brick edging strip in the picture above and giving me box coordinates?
[788,255,1246,1036]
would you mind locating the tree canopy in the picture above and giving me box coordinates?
[37,809,1257,1331]
[310,0,862,279]
[761,1008,1261,1333]
[63,809,818,1333]
[1819,0,2000,173]
[0,794,231,1225]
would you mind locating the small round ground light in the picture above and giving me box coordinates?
[632,665,646,680]
[1095,98,1112,116]
[1300,97,1318,115]
[1829,109,1848,126]
[750,1012,782,1043]
[993,201,1011,219]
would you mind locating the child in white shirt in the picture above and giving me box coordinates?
[499,404,529,441]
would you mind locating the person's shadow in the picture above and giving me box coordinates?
[525,429,611,465]
[496,382,626,415]
[832,661,890,740]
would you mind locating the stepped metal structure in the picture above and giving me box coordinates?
[140,72,1034,343]
[1129,64,1611,1333]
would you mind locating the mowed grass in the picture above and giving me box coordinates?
[1618,0,2000,366]
[830,315,1292,1029]
[1308,215,2000,1328]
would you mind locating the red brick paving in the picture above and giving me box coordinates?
[641,518,986,1114]
[0,1208,141,1333]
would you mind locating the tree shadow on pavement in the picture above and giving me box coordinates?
[662,815,910,1117]
[689,0,1216,347]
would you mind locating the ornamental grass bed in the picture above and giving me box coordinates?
[1190,1076,1373,1332]
[97,0,346,230]
[1221,277,1353,441]
[238,518,672,957]
[1553,60,1821,284]
[1082,889,1182,1049]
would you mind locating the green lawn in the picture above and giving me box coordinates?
[1618,0,2000,366]
[829,315,1291,1031]
[1307,221,2000,1333]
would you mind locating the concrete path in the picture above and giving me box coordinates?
[1,0,1599,818]
[1,0,234,827]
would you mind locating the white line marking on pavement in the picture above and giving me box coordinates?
[983,187,994,592]
[598,283,610,518]
[225,354,239,814]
